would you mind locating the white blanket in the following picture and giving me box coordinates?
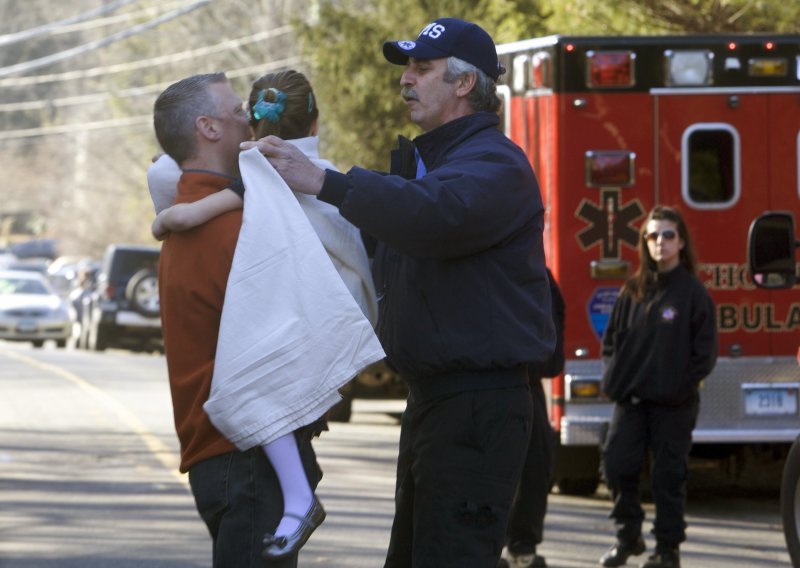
[203,148,385,449]
[147,138,378,325]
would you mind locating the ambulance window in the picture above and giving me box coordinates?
[531,52,552,88]
[512,54,530,93]
[496,84,512,137]
[681,124,740,209]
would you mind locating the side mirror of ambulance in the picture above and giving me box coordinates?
[747,212,799,289]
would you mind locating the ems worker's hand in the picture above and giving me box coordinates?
[241,136,326,196]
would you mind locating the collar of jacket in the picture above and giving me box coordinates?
[413,111,500,171]
[656,263,687,285]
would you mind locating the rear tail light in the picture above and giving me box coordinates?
[103,284,115,299]
[586,50,635,88]
[585,150,636,187]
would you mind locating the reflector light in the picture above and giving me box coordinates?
[665,50,713,86]
[724,57,741,71]
[749,57,788,77]
[586,51,635,88]
[585,150,636,187]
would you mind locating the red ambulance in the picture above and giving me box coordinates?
[496,34,800,495]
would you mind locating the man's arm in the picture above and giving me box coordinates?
[152,189,243,240]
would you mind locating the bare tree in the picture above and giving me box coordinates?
[0,0,311,258]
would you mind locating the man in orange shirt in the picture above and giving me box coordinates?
[153,72,323,567]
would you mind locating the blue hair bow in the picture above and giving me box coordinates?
[252,88,286,122]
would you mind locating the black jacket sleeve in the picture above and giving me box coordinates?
[532,269,565,378]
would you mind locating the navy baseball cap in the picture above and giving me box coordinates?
[383,18,505,81]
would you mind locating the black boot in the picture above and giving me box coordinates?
[599,536,646,567]
[641,546,680,568]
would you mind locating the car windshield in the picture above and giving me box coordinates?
[0,277,50,295]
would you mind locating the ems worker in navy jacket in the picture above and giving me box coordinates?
[599,206,717,568]
[245,17,555,568]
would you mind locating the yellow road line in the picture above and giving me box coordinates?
[0,347,187,486]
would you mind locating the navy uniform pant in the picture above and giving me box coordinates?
[505,377,554,554]
[601,394,699,548]
[384,385,533,567]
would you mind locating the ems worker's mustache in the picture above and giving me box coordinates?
[401,87,419,102]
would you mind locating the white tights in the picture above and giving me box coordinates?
[262,432,314,538]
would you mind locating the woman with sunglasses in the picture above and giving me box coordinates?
[598,205,718,568]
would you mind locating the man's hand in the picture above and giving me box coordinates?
[241,136,325,196]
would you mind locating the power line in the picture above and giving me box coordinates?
[0,55,304,138]
[0,25,291,89]
[0,54,302,113]
[49,1,199,36]
[0,115,152,142]
[0,0,139,47]
[0,0,213,79]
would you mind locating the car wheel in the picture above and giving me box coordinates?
[31,340,44,348]
[126,269,160,318]
[56,339,67,349]
[781,436,800,567]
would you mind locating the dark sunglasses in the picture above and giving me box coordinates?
[644,230,677,242]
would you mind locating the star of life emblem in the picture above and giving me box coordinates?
[398,40,416,51]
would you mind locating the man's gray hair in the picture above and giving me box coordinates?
[444,56,501,113]
[153,72,228,165]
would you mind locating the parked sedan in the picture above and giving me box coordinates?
[0,270,71,348]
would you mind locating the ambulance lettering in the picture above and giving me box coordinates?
[575,188,645,259]
[717,303,800,332]
[701,263,757,291]
[700,264,800,332]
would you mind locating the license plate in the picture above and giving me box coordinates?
[743,385,799,417]
[15,320,37,333]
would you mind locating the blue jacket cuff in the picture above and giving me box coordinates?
[318,169,349,207]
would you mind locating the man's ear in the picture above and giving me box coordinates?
[196,115,221,141]
[455,72,477,98]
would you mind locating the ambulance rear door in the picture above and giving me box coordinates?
[655,89,800,358]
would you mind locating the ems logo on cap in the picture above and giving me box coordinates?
[382,17,505,81]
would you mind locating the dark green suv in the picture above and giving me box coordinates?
[80,244,161,352]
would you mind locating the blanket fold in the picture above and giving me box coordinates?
[204,147,385,449]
